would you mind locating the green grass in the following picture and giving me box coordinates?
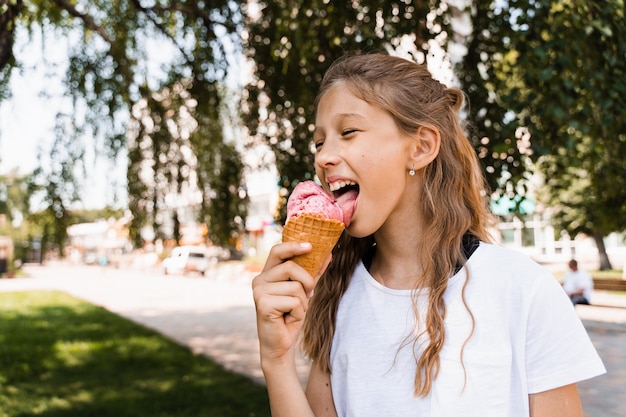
[0,291,271,417]
[589,269,623,279]
[553,269,624,282]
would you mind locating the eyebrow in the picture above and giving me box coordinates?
[313,113,367,137]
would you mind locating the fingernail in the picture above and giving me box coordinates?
[300,242,312,249]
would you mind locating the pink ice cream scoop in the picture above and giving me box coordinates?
[283,181,345,276]
[287,181,344,223]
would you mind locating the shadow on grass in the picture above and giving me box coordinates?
[0,291,270,417]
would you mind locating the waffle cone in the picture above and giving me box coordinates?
[282,213,345,276]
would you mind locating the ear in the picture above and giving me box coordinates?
[410,126,441,170]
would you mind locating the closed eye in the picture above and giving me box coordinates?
[342,128,358,137]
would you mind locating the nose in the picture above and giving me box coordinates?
[314,137,342,169]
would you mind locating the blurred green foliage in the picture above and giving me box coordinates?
[0,1,624,266]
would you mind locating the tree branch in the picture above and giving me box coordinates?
[51,0,113,44]
[0,0,24,71]
[128,0,196,68]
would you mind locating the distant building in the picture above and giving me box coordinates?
[244,167,281,258]
[494,199,626,271]
[66,217,132,265]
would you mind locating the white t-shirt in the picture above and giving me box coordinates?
[562,268,594,302]
[329,243,605,417]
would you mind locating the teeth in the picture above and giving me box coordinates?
[329,180,357,192]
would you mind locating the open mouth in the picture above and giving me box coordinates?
[329,180,359,200]
[328,180,359,227]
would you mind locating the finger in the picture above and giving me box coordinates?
[262,241,312,272]
[284,304,306,324]
[253,257,316,295]
[265,279,310,299]
[255,291,308,328]
[253,275,311,314]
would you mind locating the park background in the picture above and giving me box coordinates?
[1,1,625,275]
[0,3,625,416]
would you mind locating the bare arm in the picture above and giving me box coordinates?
[252,242,327,417]
[262,359,315,417]
[529,384,583,417]
[306,362,338,417]
[568,288,584,296]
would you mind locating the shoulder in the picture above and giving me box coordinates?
[469,242,553,283]
[463,242,564,308]
[465,243,581,326]
[474,241,538,263]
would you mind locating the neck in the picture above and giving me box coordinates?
[367,191,427,289]
[369,227,424,290]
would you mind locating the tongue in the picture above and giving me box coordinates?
[336,189,358,227]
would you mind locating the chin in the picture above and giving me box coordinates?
[345,223,375,239]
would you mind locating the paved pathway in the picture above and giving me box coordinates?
[1,261,625,416]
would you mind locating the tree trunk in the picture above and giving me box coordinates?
[0,0,23,70]
[592,231,613,270]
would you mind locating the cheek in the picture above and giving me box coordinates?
[368,157,408,194]
[368,155,402,176]
[364,159,397,192]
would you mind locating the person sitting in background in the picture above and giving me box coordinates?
[562,259,594,305]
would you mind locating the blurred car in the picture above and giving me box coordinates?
[162,246,211,276]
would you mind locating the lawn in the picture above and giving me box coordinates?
[0,291,271,417]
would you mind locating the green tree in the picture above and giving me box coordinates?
[0,168,29,227]
[198,140,248,250]
[458,0,626,269]
[25,114,81,256]
[0,167,32,262]
[1,0,247,250]
[5,0,622,267]
[72,206,125,224]
[0,0,22,100]
[242,0,451,222]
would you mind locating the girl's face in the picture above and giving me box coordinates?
[314,84,418,238]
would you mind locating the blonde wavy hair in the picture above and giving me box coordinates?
[300,52,496,397]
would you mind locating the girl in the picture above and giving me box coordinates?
[252,53,605,417]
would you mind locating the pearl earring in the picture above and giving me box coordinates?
[409,164,415,176]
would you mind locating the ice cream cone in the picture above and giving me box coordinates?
[282,213,345,276]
